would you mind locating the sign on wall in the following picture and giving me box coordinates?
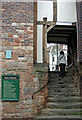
[6,50,11,59]
[1,75,20,101]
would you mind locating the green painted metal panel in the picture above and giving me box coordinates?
[1,75,20,101]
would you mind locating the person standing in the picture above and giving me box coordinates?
[58,51,66,78]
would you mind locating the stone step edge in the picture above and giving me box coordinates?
[48,96,82,99]
[47,102,82,105]
[36,115,81,119]
[42,108,82,112]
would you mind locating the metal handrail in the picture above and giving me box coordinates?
[32,81,49,99]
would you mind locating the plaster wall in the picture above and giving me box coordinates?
[57,1,77,22]
[37,1,53,63]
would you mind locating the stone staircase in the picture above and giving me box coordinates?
[35,71,82,120]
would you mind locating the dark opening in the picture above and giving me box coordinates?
[47,24,77,71]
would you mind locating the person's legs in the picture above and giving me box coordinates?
[59,64,63,77]
[62,64,66,76]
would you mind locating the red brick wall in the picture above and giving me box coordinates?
[33,63,48,115]
[1,2,35,118]
[0,2,48,119]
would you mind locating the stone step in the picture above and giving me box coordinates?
[49,78,74,81]
[48,93,80,97]
[49,80,74,84]
[48,82,75,85]
[48,91,80,96]
[48,82,75,86]
[48,88,79,92]
[35,71,81,120]
[49,75,73,79]
[48,75,73,80]
[41,108,82,116]
[48,96,82,102]
[48,84,76,88]
[42,108,82,112]
[46,102,81,109]
[48,95,80,99]
[49,74,71,78]
[49,72,71,75]
[49,75,72,79]
[35,118,81,120]
[48,89,80,93]
[48,88,79,93]
[36,115,81,119]
[48,92,80,96]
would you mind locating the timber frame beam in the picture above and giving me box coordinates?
[37,21,56,33]
[33,2,37,63]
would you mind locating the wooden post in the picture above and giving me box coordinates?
[53,1,57,22]
[43,23,45,62]
[43,17,47,63]
[33,2,37,63]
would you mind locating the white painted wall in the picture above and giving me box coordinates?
[57,1,77,22]
[37,25,43,63]
[37,1,53,63]
[37,1,77,63]
[37,1,53,21]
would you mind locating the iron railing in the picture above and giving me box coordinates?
[32,81,48,99]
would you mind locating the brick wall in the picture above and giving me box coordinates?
[0,2,48,119]
[33,63,48,115]
[76,2,82,97]
[76,2,82,62]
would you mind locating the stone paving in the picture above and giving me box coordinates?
[35,72,82,120]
